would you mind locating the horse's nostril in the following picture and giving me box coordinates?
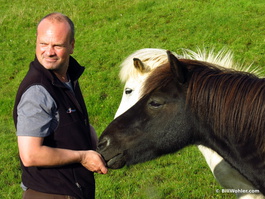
[97,137,110,151]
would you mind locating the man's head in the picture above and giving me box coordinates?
[36,13,75,74]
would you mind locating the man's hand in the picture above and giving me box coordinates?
[79,150,108,174]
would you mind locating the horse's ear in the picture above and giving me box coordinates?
[167,50,187,84]
[133,58,150,73]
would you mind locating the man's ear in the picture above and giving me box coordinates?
[70,39,75,54]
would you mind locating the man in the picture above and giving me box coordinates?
[13,13,108,199]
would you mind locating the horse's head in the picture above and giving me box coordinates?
[97,51,194,169]
[114,48,180,118]
[114,58,152,118]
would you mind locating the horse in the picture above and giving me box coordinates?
[97,50,265,197]
[113,48,263,198]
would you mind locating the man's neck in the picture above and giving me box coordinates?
[54,72,69,82]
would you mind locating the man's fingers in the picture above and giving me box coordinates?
[99,165,108,174]
[80,150,108,174]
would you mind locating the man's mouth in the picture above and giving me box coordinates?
[44,57,58,62]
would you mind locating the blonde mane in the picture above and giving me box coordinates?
[182,48,261,76]
[119,48,181,82]
[119,48,262,83]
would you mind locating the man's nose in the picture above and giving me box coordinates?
[46,46,55,56]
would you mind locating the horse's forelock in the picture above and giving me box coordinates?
[142,62,175,98]
[142,59,220,97]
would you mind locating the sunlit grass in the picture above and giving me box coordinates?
[1,0,264,198]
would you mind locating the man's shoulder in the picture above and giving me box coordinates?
[20,85,56,108]
[23,85,51,98]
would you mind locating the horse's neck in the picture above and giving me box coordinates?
[197,126,265,193]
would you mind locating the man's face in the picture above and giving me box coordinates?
[36,19,74,73]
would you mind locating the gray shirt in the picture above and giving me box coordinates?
[16,85,59,137]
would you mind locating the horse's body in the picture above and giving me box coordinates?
[98,50,265,197]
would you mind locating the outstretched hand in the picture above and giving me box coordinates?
[80,150,108,174]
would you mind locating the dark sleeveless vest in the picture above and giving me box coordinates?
[13,56,95,199]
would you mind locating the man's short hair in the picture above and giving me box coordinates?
[37,12,75,43]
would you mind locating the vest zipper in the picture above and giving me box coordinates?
[73,169,85,198]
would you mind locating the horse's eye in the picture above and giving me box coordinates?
[125,88,133,95]
[149,101,162,108]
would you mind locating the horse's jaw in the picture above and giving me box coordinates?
[97,135,127,169]
[105,153,126,169]
[97,134,159,169]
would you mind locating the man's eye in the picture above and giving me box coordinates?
[55,45,66,49]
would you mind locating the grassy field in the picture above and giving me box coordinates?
[1,0,264,198]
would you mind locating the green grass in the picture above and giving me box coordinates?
[1,0,264,198]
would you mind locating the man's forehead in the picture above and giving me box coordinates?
[38,19,70,32]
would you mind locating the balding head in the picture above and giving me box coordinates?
[37,12,75,43]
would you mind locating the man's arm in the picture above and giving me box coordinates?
[18,136,107,174]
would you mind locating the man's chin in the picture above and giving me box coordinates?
[41,61,59,70]
[38,57,59,69]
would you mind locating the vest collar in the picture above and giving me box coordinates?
[32,55,85,87]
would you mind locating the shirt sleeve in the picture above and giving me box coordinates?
[16,85,58,137]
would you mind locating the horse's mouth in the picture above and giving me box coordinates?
[105,153,126,169]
